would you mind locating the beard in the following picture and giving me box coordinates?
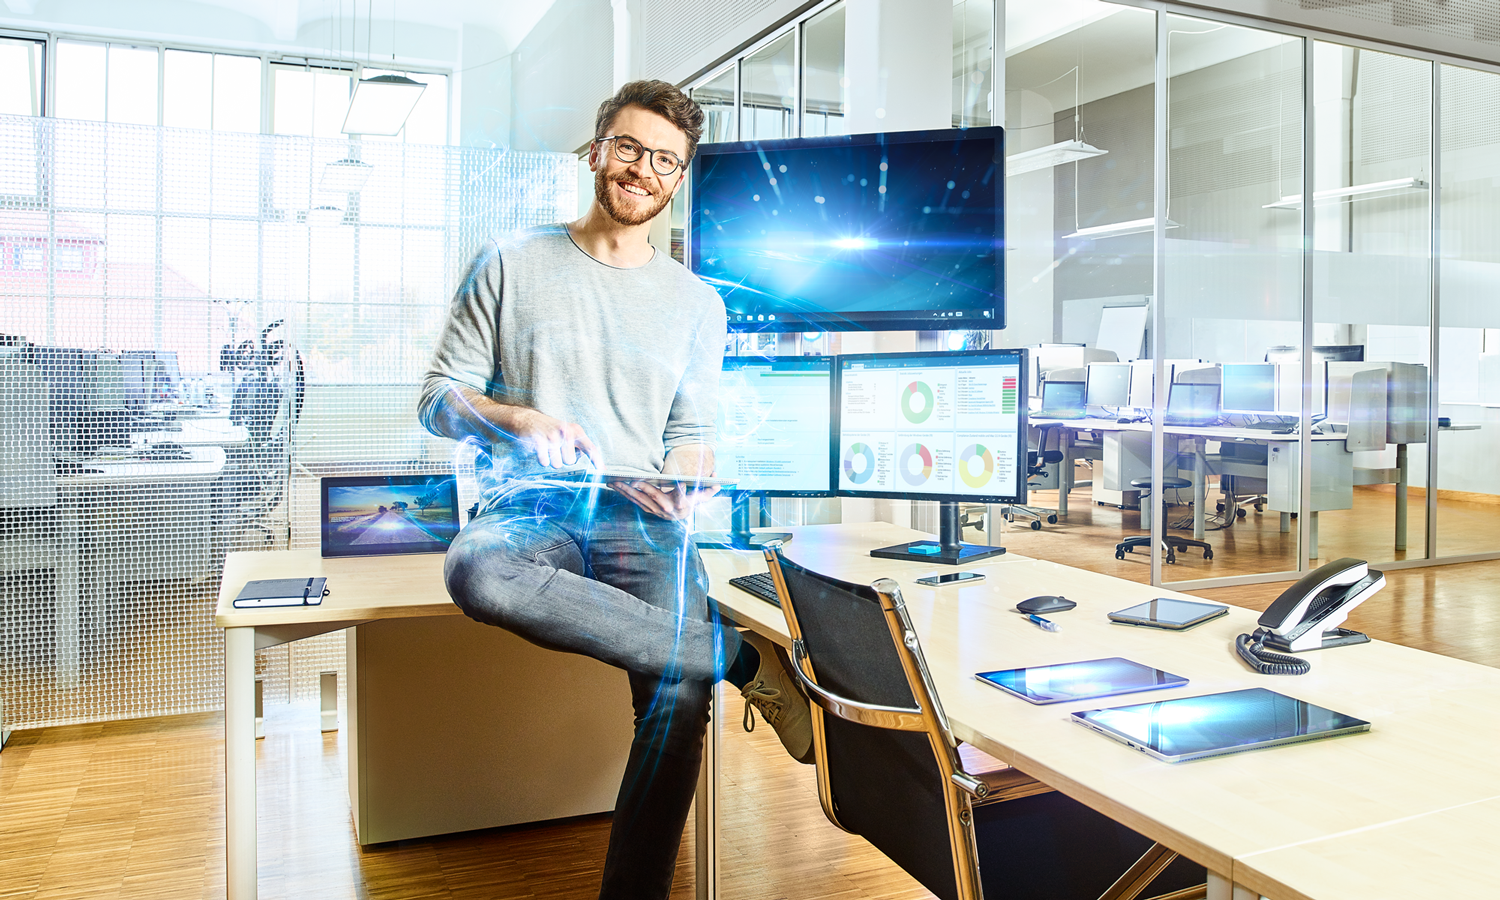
[595,167,672,227]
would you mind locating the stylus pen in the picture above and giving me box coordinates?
[1027,614,1061,633]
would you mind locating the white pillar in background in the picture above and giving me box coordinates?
[612,0,631,92]
[844,0,952,134]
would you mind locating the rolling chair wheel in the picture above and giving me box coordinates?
[1204,548,1214,560]
[1030,520,1042,531]
[1115,549,1125,560]
[1003,512,1014,523]
[1236,508,1247,518]
[1216,502,1225,513]
[1254,502,1264,512]
[1047,515,1058,524]
[1166,549,1178,564]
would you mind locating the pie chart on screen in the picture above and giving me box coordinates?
[901,381,935,424]
[899,443,933,486]
[959,443,993,489]
[843,442,876,484]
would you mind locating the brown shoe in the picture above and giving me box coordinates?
[738,631,815,764]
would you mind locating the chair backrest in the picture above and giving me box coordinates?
[764,546,979,900]
[0,353,58,508]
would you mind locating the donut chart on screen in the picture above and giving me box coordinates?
[901,381,935,424]
[843,442,876,484]
[959,443,994,489]
[898,443,933,486]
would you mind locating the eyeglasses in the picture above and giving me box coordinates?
[597,134,686,177]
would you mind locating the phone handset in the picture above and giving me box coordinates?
[1234,557,1384,675]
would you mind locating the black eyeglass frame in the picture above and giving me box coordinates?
[596,134,687,177]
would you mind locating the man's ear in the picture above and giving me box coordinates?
[586,142,601,172]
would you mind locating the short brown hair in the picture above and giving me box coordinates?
[594,80,705,163]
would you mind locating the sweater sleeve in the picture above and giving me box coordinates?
[417,240,502,436]
[662,290,727,451]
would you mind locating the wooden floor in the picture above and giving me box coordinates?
[3,480,1499,898]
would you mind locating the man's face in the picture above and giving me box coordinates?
[591,104,690,227]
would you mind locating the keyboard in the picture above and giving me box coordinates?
[1035,409,1086,420]
[728,571,782,607]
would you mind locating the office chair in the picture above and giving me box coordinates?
[1004,423,1061,530]
[1114,477,1213,564]
[761,544,1206,900]
[220,322,303,551]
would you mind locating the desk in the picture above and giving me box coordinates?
[215,550,636,900]
[133,417,248,447]
[703,522,1500,900]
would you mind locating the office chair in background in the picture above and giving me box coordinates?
[761,544,1206,900]
[220,321,304,551]
[1004,423,1063,530]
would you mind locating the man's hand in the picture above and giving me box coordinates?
[613,445,719,520]
[511,408,602,469]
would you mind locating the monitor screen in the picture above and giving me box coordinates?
[836,349,1026,503]
[1221,363,1277,414]
[321,474,461,558]
[1040,379,1085,412]
[717,355,835,496]
[154,350,181,399]
[1166,382,1220,420]
[690,126,1004,333]
[1313,344,1364,362]
[1086,363,1131,408]
[120,356,148,409]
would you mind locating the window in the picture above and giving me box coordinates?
[359,70,449,144]
[0,36,44,116]
[272,65,354,138]
[802,5,846,137]
[163,50,262,133]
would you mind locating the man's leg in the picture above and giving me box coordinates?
[443,489,741,683]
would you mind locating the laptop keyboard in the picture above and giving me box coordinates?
[729,571,781,607]
[1036,409,1086,419]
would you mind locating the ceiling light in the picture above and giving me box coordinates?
[342,74,426,136]
[1007,139,1109,176]
[1263,177,1429,210]
[306,205,345,227]
[320,159,374,193]
[1064,217,1181,239]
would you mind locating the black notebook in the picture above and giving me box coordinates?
[232,577,329,609]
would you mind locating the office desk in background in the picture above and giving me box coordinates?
[704,523,1500,900]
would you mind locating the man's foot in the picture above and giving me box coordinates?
[738,631,815,764]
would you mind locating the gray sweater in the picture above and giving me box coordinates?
[419,225,726,498]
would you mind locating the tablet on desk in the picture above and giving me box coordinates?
[1072,687,1370,763]
[975,657,1188,705]
[1108,598,1228,630]
[321,474,461,558]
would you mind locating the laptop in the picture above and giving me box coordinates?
[1162,382,1220,426]
[1035,380,1087,419]
[1072,687,1370,763]
[321,474,462,558]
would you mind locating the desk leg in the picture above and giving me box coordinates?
[1309,511,1319,560]
[1058,431,1072,517]
[55,512,80,691]
[1395,443,1408,552]
[694,687,720,900]
[1279,512,1290,534]
[1193,442,1207,542]
[225,626,257,900]
[1208,871,1262,900]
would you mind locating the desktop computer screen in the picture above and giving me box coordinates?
[836,349,1026,504]
[1086,363,1131,408]
[1221,363,1277,414]
[716,355,835,496]
[1164,382,1220,425]
[1037,379,1085,417]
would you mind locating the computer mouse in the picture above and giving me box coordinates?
[1272,428,1294,435]
[1016,595,1077,614]
[1117,417,1133,424]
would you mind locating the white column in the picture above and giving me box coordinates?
[844,0,952,134]
[225,627,257,900]
[611,0,631,92]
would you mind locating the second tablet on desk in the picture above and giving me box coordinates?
[1109,598,1228,630]
[976,657,1188,705]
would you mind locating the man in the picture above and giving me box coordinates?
[418,80,811,898]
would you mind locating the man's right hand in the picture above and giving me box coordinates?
[510,408,602,469]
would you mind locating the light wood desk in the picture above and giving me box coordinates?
[702,522,1500,900]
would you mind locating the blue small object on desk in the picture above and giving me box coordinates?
[909,544,941,555]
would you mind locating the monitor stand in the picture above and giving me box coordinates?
[870,502,1006,565]
[693,493,793,551]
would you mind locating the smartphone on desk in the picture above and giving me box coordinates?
[916,572,985,587]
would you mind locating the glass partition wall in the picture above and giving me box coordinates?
[1001,2,1500,587]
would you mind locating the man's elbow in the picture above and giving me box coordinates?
[417,378,467,438]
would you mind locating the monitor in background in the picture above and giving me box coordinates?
[1085,362,1131,408]
[1163,382,1220,426]
[696,355,835,550]
[837,349,1026,564]
[84,352,124,409]
[1127,360,1174,409]
[1221,363,1277,414]
[1036,380,1086,419]
[1313,344,1365,363]
[153,350,181,400]
[691,126,1003,332]
[120,353,151,410]
[32,347,85,453]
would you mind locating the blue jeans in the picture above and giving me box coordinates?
[443,486,743,899]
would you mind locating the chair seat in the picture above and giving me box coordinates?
[1130,476,1191,491]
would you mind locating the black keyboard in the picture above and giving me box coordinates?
[729,572,781,607]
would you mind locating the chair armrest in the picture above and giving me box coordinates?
[791,640,926,732]
[953,766,1054,805]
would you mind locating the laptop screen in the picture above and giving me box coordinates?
[1166,382,1219,421]
[321,474,462,558]
[1040,380,1085,412]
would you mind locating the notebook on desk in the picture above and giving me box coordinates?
[1035,380,1087,419]
[1161,383,1221,427]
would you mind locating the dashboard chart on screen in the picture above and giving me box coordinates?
[837,351,1025,504]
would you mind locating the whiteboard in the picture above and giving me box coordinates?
[1097,305,1149,362]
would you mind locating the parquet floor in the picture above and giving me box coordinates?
[2,474,1498,898]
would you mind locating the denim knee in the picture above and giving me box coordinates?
[633,675,712,759]
[442,520,579,630]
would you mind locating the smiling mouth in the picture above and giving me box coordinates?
[617,181,651,198]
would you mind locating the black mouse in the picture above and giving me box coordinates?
[1272,428,1294,435]
[1016,595,1077,614]
[1117,417,1133,424]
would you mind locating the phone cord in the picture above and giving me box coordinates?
[1235,628,1311,676]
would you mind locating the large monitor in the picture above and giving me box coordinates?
[1221,363,1277,414]
[690,126,1004,332]
[836,349,1026,563]
[1086,362,1131,408]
